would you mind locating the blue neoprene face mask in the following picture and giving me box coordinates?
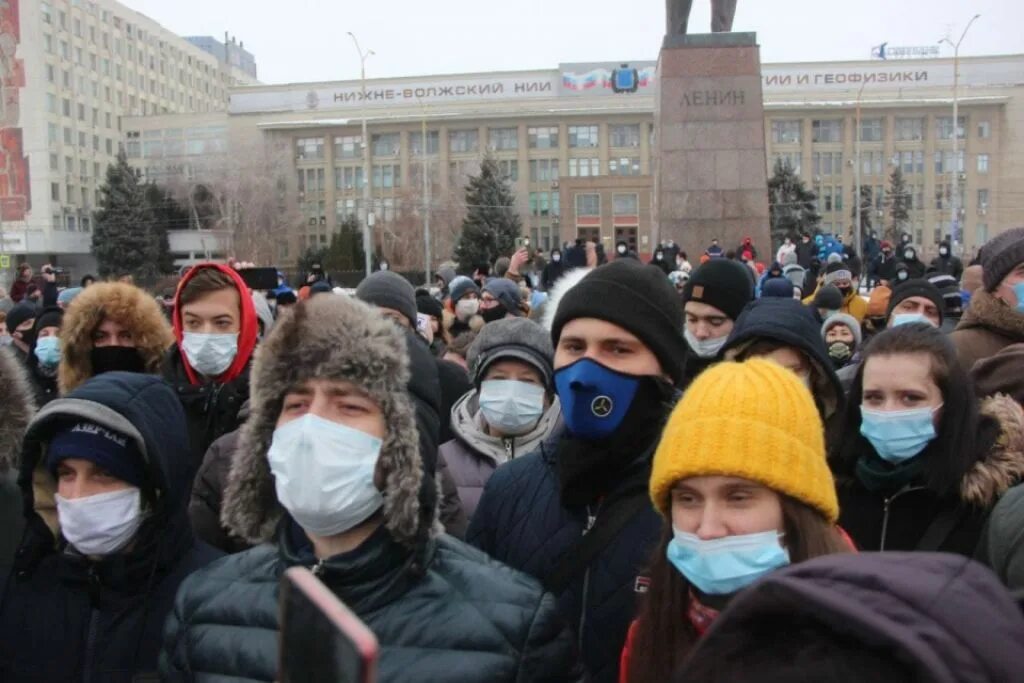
[554,358,640,440]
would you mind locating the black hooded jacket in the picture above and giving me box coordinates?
[899,245,927,279]
[0,373,222,682]
[677,552,1024,683]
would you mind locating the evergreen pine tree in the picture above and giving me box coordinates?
[850,185,874,239]
[453,155,522,272]
[767,158,820,249]
[322,215,366,272]
[92,152,160,281]
[885,167,911,243]
[142,183,182,276]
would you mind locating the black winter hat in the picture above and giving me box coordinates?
[981,226,1024,291]
[34,306,64,333]
[886,279,945,324]
[823,262,853,286]
[812,285,844,311]
[355,271,417,327]
[415,290,443,321]
[552,259,686,384]
[5,300,37,334]
[761,277,795,299]
[682,259,756,321]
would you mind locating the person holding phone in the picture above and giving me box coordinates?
[162,295,584,682]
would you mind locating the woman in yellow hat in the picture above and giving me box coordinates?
[620,358,850,683]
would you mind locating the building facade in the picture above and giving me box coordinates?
[124,53,1024,270]
[186,34,258,81]
[0,0,258,283]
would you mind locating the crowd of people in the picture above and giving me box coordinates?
[1,226,1023,682]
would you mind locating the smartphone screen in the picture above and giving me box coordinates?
[279,567,379,683]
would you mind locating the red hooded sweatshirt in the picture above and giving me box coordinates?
[172,263,258,386]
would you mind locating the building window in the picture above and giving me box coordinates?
[811,119,842,143]
[372,164,400,189]
[409,131,439,155]
[936,116,966,140]
[977,223,989,244]
[977,153,989,174]
[334,135,362,159]
[772,152,801,175]
[51,183,60,201]
[296,168,325,194]
[63,127,72,144]
[529,191,556,217]
[576,193,600,217]
[528,126,559,149]
[859,118,884,142]
[49,153,59,170]
[295,137,324,161]
[978,189,989,209]
[335,166,364,191]
[978,120,991,139]
[41,1,52,23]
[608,157,641,176]
[497,159,519,182]
[771,120,801,144]
[860,151,884,176]
[529,159,559,183]
[449,129,479,154]
[812,152,842,177]
[609,124,641,148]
[371,133,400,157]
[336,198,362,222]
[568,158,600,177]
[897,150,925,175]
[933,150,964,174]
[613,193,639,215]
[568,125,599,148]
[488,127,518,151]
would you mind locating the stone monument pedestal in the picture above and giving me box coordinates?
[654,32,770,260]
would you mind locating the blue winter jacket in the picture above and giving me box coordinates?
[467,429,663,683]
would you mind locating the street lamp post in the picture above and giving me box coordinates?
[348,32,375,277]
[421,112,432,286]
[940,14,981,256]
[854,80,866,261]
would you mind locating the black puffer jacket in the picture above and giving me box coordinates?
[0,373,222,682]
[162,523,583,682]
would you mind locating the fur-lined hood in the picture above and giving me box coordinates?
[962,394,1024,507]
[540,268,592,333]
[0,347,36,472]
[221,295,427,550]
[58,282,174,394]
[958,289,1024,341]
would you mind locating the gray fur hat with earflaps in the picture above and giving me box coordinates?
[220,294,427,549]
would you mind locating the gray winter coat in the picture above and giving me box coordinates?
[439,390,561,519]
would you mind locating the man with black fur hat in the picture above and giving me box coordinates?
[162,295,583,682]
[679,259,754,389]
[887,278,945,329]
[469,258,686,683]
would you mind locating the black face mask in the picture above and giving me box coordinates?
[90,346,146,376]
[481,302,509,323]
[558,375,674,506]
[838,286,853,297]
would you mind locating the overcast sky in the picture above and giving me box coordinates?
[122,0,1021,85]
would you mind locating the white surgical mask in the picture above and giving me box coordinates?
[939,248,949,257]
[182,332,238,377]
[478,379,546,436]
[684,328,728,359]
[552,254,561,263]
[268,413,384,538]
[56,487,144,556]
[455,298,480,322]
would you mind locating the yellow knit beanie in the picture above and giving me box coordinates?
[650,358,839,523]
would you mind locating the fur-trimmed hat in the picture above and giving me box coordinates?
[0,347,36,472]
[58,282,174,394]
[221,295,428,550]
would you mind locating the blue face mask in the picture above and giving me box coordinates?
[478,379,546,436]
[666,528,791,595]
[1013,282,1024,314]
[860,405,940,463]
[34,336,61,368]
[554,358,640,440]
[891,313,934,328]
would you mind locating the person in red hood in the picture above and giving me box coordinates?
[736,236,757,263]
[162,263,257,474]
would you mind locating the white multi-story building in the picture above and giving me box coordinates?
[0,0,258,282]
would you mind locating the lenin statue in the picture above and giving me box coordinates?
[667,0,737,34]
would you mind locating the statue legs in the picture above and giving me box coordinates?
[711,0,737,32]
[666,0,693,36]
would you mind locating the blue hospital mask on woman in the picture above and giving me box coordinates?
[666,528,791,595]
[860,404,941,463]
[34,336,61,368]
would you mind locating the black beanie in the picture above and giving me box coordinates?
[415,290,443,321]
[551,259,686,385]
[34,306,64,333]
[355,271,417,326]
[886,279,945,323]
[812,285,844,311]
[5,300,37,334]
[682,259,755,321]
